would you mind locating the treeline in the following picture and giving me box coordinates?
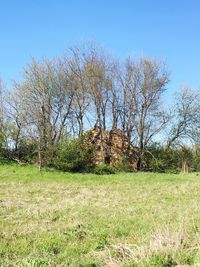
[0,43,200,173]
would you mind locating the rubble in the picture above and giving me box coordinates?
[84,127,139,170]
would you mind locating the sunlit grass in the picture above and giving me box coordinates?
[0,164,200,266]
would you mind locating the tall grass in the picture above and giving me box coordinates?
[0,164,200,266]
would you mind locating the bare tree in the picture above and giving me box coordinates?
[119,57,169,169]
[117,59,137,143]
[65,47,91,136]
[0,80,7,152]
[5,87,26,152]
[5,43,174,170]
[13,57,74,167]
[82,45,114,130]
[167,86,200,148]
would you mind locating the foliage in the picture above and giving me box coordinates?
[113,159,134,172]
[192,146,200,171]
[12,140,37,162]
[91,164,116,175]
[0,43,200,172]
[143,144,200,173]
[53,136,95,172]
[143,145,179,173]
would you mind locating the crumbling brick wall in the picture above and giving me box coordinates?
[84,128,139,170]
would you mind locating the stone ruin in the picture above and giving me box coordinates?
[84,127,139,171]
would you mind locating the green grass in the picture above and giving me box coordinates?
[1,164,200,266]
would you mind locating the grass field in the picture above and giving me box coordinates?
[1,164,200,266]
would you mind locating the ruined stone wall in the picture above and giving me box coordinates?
[84,128,139,170]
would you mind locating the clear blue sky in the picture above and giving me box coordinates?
[1,0,200,95]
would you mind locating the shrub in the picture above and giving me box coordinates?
[92,164,116,175]
[13,140,37,163]
[53,137,95,172]
[113,159,133,172]
[143,145,179,173]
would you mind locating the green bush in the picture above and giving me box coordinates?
[143,144,199,173]
[53,137,95,172]
[92,164,116,175]
[143,145,180,173]
[14,140,37,163]
[190,146,200,172]
[113,159,133,172]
